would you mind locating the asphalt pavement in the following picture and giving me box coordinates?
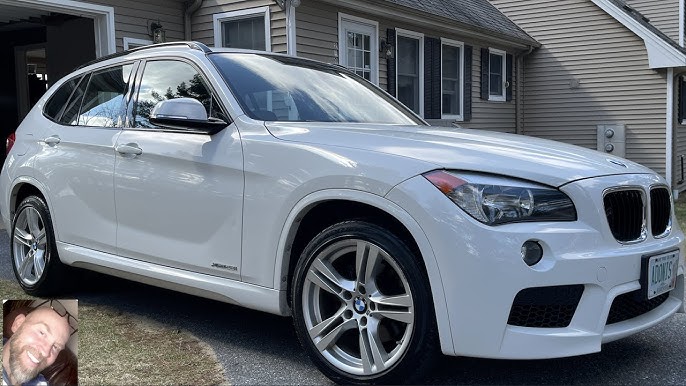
[1,230,685,385]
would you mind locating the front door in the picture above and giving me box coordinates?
[114,59,243,279]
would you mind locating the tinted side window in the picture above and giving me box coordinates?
[59,74,90,125]
[44,76,82,121]
[77,64,134,127]
[134,60,221,128]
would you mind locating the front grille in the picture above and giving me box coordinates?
[650,187,671,237]
[604,190,644,242]
[507,285,584,328]
[606,289,669,325]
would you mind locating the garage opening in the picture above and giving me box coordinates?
[1,5,99,161]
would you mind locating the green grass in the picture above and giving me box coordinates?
[1,280,225,385]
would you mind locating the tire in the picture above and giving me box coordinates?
[10,195,67,296]
[292,221,438,384]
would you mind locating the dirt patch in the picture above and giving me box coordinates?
[1,279,226,385]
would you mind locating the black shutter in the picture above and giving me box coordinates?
[424,37,441,119]
[679,77,685,123]
[464,45,472,121]
[480,48,489,100]
[506,53,513,102]
[387,28,396,97]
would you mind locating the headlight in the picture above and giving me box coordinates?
[424,170,577,226]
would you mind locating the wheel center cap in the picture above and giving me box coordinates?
[353,296,367,313]
[32,242,37,250]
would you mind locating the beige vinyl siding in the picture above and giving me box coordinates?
[89,0,185,52]
[191,0,287,53]
[296,1,517,133]
[491,0,668,176]
[625,0,680,43]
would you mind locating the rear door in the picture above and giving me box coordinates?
[113,58,243,279]
[35,62,137,254]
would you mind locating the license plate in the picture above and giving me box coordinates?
[642,250,679,300]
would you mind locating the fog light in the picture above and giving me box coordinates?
[521,241,543,266]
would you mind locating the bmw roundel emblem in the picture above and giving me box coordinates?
[354,297,367,313]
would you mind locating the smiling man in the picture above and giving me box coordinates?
[2,307,70,386]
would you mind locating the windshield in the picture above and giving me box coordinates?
[209,53,424,125]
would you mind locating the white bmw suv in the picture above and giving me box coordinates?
[1,42,684,384]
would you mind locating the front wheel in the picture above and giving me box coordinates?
[11,195,67,296]
[292,221,438,384]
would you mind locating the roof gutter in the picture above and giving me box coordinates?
[184,0,203,41]
[316,0,539,50]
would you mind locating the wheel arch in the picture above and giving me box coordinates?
[273,189,455,354]
[9,177,51,220]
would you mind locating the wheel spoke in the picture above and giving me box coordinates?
[370,294,413,308]
[19,250,34,280]
[309,307,346,339]
[26,209,42,236]
[14,228,32,247]
[370,294,413,324]
[359,322,387,372]
[307,266,346,299]
[33,252,45,278]
[35,228,47,246]
[315,318,357,352]
[355,242,382,286]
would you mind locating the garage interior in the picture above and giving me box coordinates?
[0,3,96,160]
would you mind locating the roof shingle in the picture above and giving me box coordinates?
[382,0,538,45]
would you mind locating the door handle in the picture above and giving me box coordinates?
[115,143,143,156]
[43,136,60,146]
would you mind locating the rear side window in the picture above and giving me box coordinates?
[59,75,90,125]
[77,64,134,127]
[44,76,82,121]
[134,60,223,128]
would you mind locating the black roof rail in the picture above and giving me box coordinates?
[75,41,213,70]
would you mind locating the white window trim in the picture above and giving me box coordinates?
[337,13,379,85]
[395,28,424,117]
[441,38,464,121]
[212,6,271,51]
[488,47,507,102]
[123,37,153,50]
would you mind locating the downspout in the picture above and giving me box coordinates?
[515,45,534,135]
[184,0,203,41]
[667,67,675,193]
[284,0,301,55]
[680,0,684,47]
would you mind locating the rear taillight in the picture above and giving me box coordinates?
[6,132,15,156]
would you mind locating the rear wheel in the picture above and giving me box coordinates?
[292,221,438,384]
[11,195,67,296]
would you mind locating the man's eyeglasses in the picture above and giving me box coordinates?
[35,299,78,336]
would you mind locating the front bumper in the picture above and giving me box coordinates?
[386,173,685,359]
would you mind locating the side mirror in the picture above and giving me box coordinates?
[149,98,227,135]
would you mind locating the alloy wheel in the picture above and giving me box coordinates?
[302,238,415,376]
[13,206,48,286]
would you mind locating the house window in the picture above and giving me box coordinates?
[442,39,463,119]
[488,48,506,101]
[213,7,271,51]
[123,37,152,50]
[339,14,379,84]
[396,29,424,116]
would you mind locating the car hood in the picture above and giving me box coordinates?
[265,123,655,187]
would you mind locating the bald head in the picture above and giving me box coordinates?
[3,307,71,384]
